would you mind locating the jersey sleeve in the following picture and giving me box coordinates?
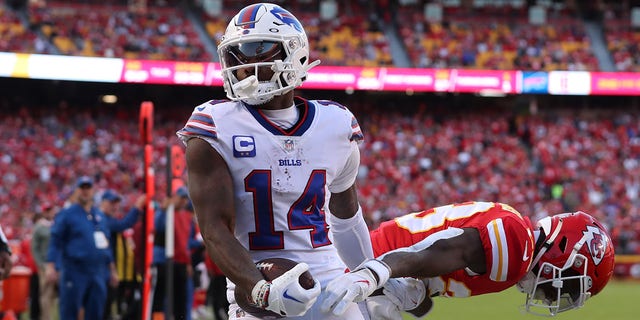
[328,143,360,193]
[314,100,364,193]
[176,101,219,145]
[480,215,535,283]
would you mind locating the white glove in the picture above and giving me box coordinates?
[251,263,321,317]
[383,277,427,311]
[321,259,391,316]
[366,294,403,320]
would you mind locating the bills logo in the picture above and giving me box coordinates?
[233,135,256,157]
[583,226,607,265]
[270,7,303,32]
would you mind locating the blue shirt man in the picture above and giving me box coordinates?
[45,176,113,320]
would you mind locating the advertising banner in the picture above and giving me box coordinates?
[591,72,640,95]
[548,71,591,95]
[521,71,549,94]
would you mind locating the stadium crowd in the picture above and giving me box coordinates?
[1,0,637,71]
[2,91,638,317]
[1,0,640,319]
[1,93,638,252]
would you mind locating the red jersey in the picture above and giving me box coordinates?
[370,201,535,297]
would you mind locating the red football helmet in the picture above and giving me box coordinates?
[518,211,615,316]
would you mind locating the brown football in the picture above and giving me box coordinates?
[234,257,316,319]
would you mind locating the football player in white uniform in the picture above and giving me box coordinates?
[177,3,373,319]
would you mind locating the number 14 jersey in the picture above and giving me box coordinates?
[177,97,363,285]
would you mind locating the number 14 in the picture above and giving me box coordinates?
[245,170,331,250]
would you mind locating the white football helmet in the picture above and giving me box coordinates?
[217,3,320,105]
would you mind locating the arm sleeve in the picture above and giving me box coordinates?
[328,206,374,270]
[107,208,141,233]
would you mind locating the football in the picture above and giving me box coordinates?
[234,257,316,319]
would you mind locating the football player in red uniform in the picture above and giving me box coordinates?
[321,201,615,318]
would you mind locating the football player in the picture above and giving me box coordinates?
[177,3,374,319]
[321,201,615,318]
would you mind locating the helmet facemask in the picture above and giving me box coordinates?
[521,253,592,316]
[217,3,320,106]
[518,212,613,316]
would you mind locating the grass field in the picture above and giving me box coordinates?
[403,280,638,320]
[14,281,637,319]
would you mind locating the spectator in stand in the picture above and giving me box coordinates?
[44,176,116,320]
[0,225,11,280]
[31,202,57,320]
[99,190,145,320]
[151,186,197,320]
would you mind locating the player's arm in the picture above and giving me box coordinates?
[187,138,319,316]
[381,227,485,278]
[328,144,374,270]
[185,137,264,293]
[323,227,485,315]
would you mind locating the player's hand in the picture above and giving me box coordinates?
[382,277,427,311]
[251,262,321,317]
[321,259,391,316]
[366,294,402,320]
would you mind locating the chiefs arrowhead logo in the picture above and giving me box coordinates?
[583,226,608,266]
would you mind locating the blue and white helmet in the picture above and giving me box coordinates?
[218,3,320,105]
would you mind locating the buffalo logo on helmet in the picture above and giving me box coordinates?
[269,6,303,32]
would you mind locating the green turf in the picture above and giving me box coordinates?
[402,280,639,320]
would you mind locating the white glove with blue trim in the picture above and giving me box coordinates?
[251,263,321,317]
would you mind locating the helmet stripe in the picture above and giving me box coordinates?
[237,3,262,28]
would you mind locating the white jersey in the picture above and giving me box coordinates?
[177,97,363,287]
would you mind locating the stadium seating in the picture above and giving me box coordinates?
[0,0,634,70]
[27,1,211,61]
[0,94,637,255]
[199,0,393,67]
[396,1,599,70]
[0,0,638,259]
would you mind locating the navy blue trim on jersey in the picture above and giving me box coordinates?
[245,97,315,136]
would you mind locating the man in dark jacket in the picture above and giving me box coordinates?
[44,176,114,320]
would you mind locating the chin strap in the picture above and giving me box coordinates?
[518,218,565,295]
[530,218,563,271]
